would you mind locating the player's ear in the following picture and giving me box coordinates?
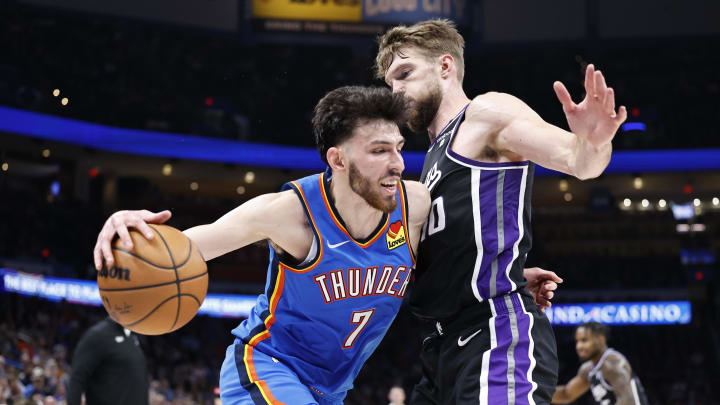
[326,147,346,172]
[439,54,454,79]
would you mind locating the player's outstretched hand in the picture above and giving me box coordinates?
[93,209,172,271]
[553,64,627,149]
[523,267,563,312]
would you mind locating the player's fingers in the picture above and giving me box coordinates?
[553,81,575,112]
[542,281,558,292]
[595,70,608,98]
[584,64,595,95]
[93,244,102,270]
[100,240,114,268]
[116,224,133,249]
[537,268,563,283]
[544,291,555,300]
[616,106,628,124]
[129,217,156,240]
[604,88,616,114]
[141,209,172,224]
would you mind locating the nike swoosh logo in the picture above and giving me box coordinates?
[326,240,350,249]
[458,329,482,347]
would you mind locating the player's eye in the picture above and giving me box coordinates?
[399,70,410,79]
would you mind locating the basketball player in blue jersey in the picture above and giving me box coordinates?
[375,20,627,404]
[553,323,649,405]
[93,86,432,404]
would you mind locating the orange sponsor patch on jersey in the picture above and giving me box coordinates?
[386,220,406,251]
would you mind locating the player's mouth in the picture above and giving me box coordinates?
[380,179,399,195]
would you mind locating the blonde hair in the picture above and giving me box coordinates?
[375,19,465,82]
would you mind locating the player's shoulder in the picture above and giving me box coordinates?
[402,181,430,220]
[467,92,540,122]
[602,349,630,370]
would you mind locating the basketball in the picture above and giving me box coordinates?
[97,224,208,335]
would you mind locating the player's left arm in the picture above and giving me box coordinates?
[601,354,636,405]
[403,180,431,253]
[470,65,626,180]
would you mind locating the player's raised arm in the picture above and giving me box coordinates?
[468,65,626,180]
[552,363,591,404]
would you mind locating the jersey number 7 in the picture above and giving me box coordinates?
[342,309,375,349]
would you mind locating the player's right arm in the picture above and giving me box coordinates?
[403,180,431,252]
[552,362,592,404]
[93,190,312,269]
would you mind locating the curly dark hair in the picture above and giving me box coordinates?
[312,86,407,165]
[577,322,611,340]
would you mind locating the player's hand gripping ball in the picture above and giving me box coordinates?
[97,224,208,335]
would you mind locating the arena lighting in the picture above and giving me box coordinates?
[244,171,255,184]
[714,197,720,206]
[641,199,649,208]
[621,122,646,132]
[61,97,69,106]
[0,269,692,324]
[190,181,199,191]
[623,198,632,207]
[42,148,51,158]
[558,179,568,191]
[633,176,643,189]
[50,181,60,196]
[2,106,720,175]
[693,198,701,207]
[658,199,667,208]
[52,89,60,97]
[162,163,173,176]
[563,193,572,202]
[236,185,246,195]
[1,162,8,171]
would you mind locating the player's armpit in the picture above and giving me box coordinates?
[183,190,310,261]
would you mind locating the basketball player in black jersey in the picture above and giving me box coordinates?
[376,20,627,405]
[553,323,649,405]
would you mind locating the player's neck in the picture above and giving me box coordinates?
[328,177,384,239]
[590,347,608,365]
[427,86,470,141]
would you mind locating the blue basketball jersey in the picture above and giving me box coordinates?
[231,171,415,396]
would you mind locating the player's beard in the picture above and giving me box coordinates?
[349,162,398,213]
[406,78,442,133]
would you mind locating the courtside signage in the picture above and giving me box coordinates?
[0,268,256,318]
[546,301,692,326]
[253,0,363,22]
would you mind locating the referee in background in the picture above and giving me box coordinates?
[67,317,149,405]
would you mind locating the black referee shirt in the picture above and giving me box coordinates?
[67,317,149,405]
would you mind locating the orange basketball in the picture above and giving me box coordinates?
[97,224,208,335]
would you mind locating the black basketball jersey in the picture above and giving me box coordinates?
[411,105,534,320]
[588,349,649,405]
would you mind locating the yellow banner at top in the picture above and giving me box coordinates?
[253,0,362,22]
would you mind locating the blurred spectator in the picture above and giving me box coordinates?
[388,385,406,405]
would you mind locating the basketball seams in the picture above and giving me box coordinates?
[98,271,208,292]
[150,225,182,332]
[124,293,202,328]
